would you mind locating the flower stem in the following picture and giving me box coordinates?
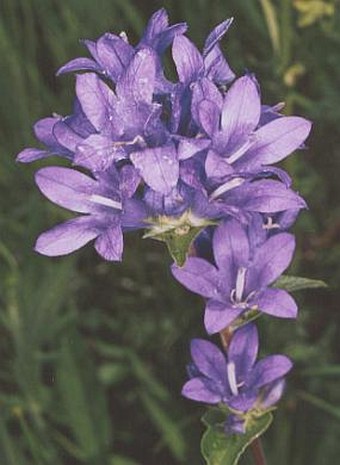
[250,438,267,465]
[219,326,267,465]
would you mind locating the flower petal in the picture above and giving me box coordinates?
[35,217,99,257]
[57,58,101,76]
[35,167,96,213]
[171,257,220,299]
[256,288,298,318]
[190,339,228,386]
[221,75,261,139]
[130,145,179,194]
[203,18,234,56]
[182,377,222,404]
[121,199,146,230]
[248,233,296,289]
[213,219,250,280]
[95,224,123,261]
[116,48,156,103]
[204,44,235,85]
[198,100,220,137]
[119,165,141,198]
[228,324,259,379]
[34,117,60,146]
[74,134,121,172]
[16,148,51,163]
[53,120,83,152]
[140,8,187,53]
[260,379,286,408]
[205,150,233,179]
[226,180,307,213]
[172,35,204,83]
[177,137,210,160]
[96,33,134,80]
[227,390,258,412]
[191,78,223,124]
[76,73,115,131]
[240,116,312,169]
[204,300,244,335]
[247,355,292,389]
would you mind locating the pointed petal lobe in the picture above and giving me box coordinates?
[256,288,298,318]
[171,257,220,299]
[35,217,98,257]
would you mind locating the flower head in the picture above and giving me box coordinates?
[182,323,292,433]
[34,165,145,261]
[172,218,298,333]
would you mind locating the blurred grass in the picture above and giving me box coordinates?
[0,0,340,464]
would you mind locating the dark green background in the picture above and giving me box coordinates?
[1,1,340,464]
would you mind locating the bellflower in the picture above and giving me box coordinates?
[172,218,298,334]
[34,165,145,261]
[57,8,187,94]
[182,324,292,433]
[171,19,235,133]
[192,74,312,183]
[16,99,96,164]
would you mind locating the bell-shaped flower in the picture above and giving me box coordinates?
[67,50,179,195]
[16,99,96,164]
[193,74,311,183]
[182,324,292,433]
[57,8,186,94]
[172,218,298,334]
[170,19,235,133]
[34,165,145,261]
[172,18,235,87]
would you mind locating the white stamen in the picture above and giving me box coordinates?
[90,194,122,210]
[209,177,244,201]
[113,135,145,148]
[263,216,280,230]
[119,31,129,43]
[227,137,256,164]
[235,267,247,303]
[227,362,239,396]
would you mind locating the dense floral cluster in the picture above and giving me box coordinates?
[18,9,311,434]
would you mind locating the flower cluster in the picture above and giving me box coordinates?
[18,9,311,435]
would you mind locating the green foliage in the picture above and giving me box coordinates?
[1,0,340,464]
[274,275,328,292]
[201,408,273,465]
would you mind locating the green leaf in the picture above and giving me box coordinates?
[298,391,340,421]
[302,365,340,377]
[140,392,186,461]
[156,225,206,266]
[259,0,281,53]
[143,212,215,266]
[98,363,129,385]
[110,454,140,465]
[201,410,273,465]
[145,224,207,266]
[274,275,327,292]
[57,330,112,460]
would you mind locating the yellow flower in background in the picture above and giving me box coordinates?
[293,0,335,27]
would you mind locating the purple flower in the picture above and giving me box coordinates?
[34,165,145,261]
[16,99,96,164]
[172,18,235,87]
[182,323,292,432]
[172,218,298,334]
[57,9,187,94]
[170,19,235,133]
[192,74,312,181]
